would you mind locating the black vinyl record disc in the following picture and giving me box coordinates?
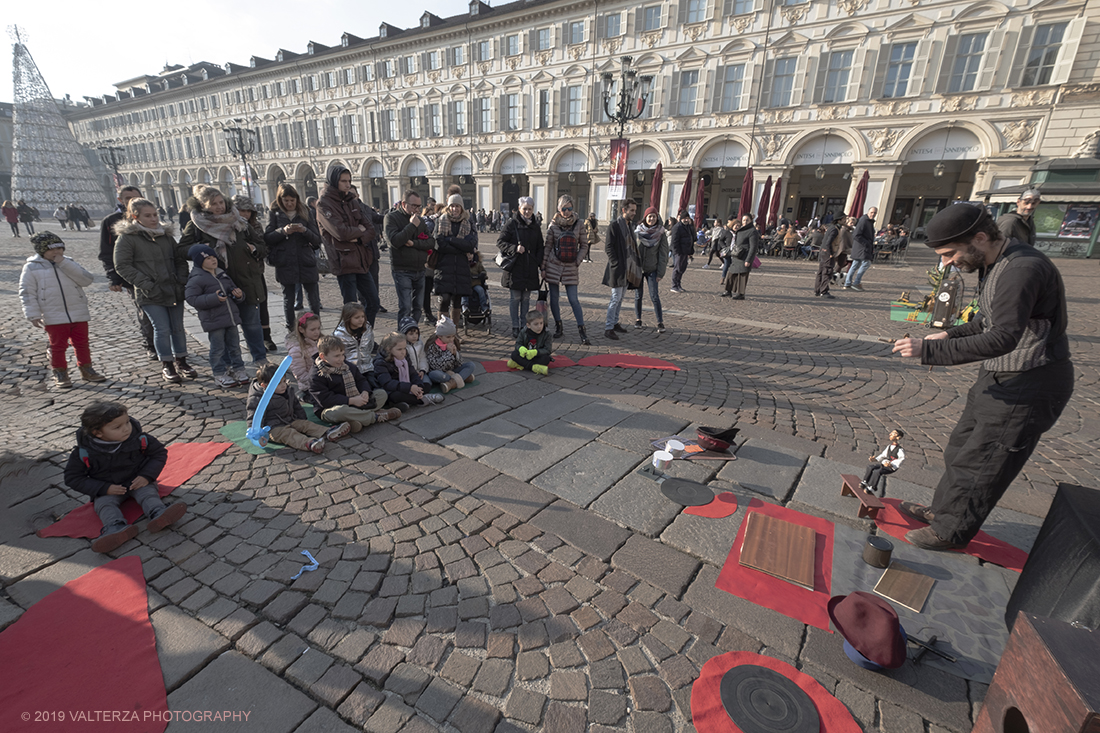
[659,478,714,506]
[719,664,820,733]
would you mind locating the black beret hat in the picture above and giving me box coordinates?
[924,203,989,248]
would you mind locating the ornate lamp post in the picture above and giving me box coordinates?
[224,120,259,194]
[601,57,653,218]
[97,141,126,188]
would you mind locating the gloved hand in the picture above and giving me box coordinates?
[518,347,531,359]
[29,318,43,329]
[527,349,538,357]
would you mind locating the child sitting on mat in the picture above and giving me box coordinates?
[246,363,351,453]
[425,315,475,392]
[373,332,446,410]
[308,335,400,432]
[507,310,553,375]
[63,401,187,553]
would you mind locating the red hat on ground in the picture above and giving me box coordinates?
[827,592,906,669]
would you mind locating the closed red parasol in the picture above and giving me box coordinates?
[757,175,772,226]
[849,170,870,218]
[737,167,754,220]
[679,168,694,216]
[650,162,663,214]
[694,174,706,229]
[768,176,783,229]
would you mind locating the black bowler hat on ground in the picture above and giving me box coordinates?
[923,203,989,248]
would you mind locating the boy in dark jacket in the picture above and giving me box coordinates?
[185,244,247,388]
[308,335,399,432]
[246,363,350,453]
[64,401,186,553]
[507,310,553,375]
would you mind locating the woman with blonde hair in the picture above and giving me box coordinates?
[265,182,323,331]
[433,193,478,326]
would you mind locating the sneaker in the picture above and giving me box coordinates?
[720,292,732,298]
[604,329,619,340]
[325,422,352,442]
[214,373,238,388]
[91,524,139,553]
[346,420,364,433]
[669,286,685,293]
[843,285,853,290]
[146,348,160,361]
[374,408,402,423]
[148,502,187,532]
[532,364,549,376]
[613,323,628,333]
[162,362,183,384]
[378,305,389,313]
[821,293,836,299]
[506,359,524,369]
[657,323,666,334]
[851,285,865,292]
[53,368,73,389]
[174,357,198,379]
[702,264,710,269]
[308,437,326,454]
[421,393,445,405]
[79,364,107,382]
[634,319,643,327]
[264,339,279,353]
[232,367,252,384]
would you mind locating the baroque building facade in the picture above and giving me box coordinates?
[64,0,1100,234]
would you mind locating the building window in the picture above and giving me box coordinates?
[948,32,988,93]
[724,0,752,14]
[408,108,420,138]
[570,21,585,45]
[308,119,323,147]
[210,94,219,109]
[537,29,551,51]
[720,64,745,112]
[1022,22,1068,87]
[361,64,375,81]
[427,51,441,70]
[452,46,465,65]
[402,56,416,75]
[307,74,319,92]
[882,42,916,98]
[822,50,853,103]
[344,68,355,85]
[686,0,706,23]
[383,110,397,141]
[605,14,622,37]
[455,100,466,134]
[506,93,520,130]
[506,35,519,56]
[478,40,492,60]
[324,117,340,145]
[194,135,205,157]
[384,60,396,78]
[291,121,305,148]
[262,127,275,151]
[429,103,441,136]
[276,123,289,149]
[276,81,286,96]
[176,139,185,158]
[477,98,492,133]
[677,70,699,116]
[342,115,360,144]
[567,85,583,125]
[327,71,338,87]
[770,57,797,107]
[643,6,662,32]
[292,78,302,94]
[538,89,551,128]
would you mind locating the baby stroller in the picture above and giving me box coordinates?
[462,286,492,336]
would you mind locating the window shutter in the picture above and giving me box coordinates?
[557,88,567,127]
[670,72,682,115]
[813,52,829,103]
[791,53,810,106]
[935,36,960,93]
[529,29,538,52]
[870,44,889,98]
[497,95,505,132]
[910,37,934,95]
[664,3,673,28]
[847,47,868,100]
[677,1,688,25]
[723,0,733,14]
[753,0,764,11]
[560,22,568,48]
[446,102,455,136]
[700,68,716,115]
[761,58,775,106]
[740,60,755,112]
[711,65,725,113]
[976,29,1007,90]
[628,9,638,35]
[1051,16,1087,85]
[596,15,605,39]
[1008,26,1035,87]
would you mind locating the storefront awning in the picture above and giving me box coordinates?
[976,182,1100,202]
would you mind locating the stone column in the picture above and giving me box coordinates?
[860,162,906,221]
[746,166,792,224]
[527,173,556,222]
[663,168,692,219]
[427,175,447,205]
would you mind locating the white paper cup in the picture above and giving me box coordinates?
[652,450,673,470]
[665,440,685,458]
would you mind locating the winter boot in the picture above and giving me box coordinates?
[578,325,591,346]
[162,361,182,384]
[175,357,198,379]
[451,307,463,330]
[53,368,73,389]
[554,320,564,338]
[440,371,462,392]
[78,364,107,382]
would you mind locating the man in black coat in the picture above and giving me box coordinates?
[669,210,695,293]
[602,199,638,340]
[815,223,840,299]
[99,186,156,359]
[844,206,877,291]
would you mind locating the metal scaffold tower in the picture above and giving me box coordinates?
[9,26,112,216]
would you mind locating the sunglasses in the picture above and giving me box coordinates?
[561,207,573,212]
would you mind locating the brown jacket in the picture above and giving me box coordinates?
[315,184,374,276]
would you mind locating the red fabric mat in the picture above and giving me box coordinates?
[692,651,861,733]
[875,498,1028,572]
[0,556,168,733]
[715,499,835,631]
[577,353,680,370]
[38,442,230,539]
[685,492,738,518]
[480,354,577,373]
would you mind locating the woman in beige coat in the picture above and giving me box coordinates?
[542,195,590,345]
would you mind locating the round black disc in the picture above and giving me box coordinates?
[660,478,714,506]
[719,664,820,733]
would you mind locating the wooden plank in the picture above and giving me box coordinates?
[874,561,935,613]
[738,512,816,590]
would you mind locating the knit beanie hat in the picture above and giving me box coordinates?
[188,244,218,267]
[399,317,419,335]
[447,193,464,207]
[644,207,659,221]
[31,231,65,256]
[434,315,457,337]
[232,194,258,213]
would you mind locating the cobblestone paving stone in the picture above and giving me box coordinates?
[1,229,1097,732]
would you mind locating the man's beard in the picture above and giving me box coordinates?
[954,244,986,273]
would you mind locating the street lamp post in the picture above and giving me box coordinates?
[97,141,126,188]
[224,120,259,196]
[601,57,653,219]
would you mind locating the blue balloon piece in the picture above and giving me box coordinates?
[246,355,294,447]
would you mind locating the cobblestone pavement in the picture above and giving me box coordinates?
[0,225,1096,733]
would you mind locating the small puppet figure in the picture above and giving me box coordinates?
[862,429,905,497]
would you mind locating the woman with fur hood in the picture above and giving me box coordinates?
[433,192,478,326]
[542,194,590,344]
[113,198,197,384]
[179,185,268,365]
[315,166,378,321]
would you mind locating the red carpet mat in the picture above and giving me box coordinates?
[685,492,739,518]
[715,499,835,631]
[692,651,860,733]
[0,556,168,732]
[875,498,1028,572]
[480,354,577,373]
[38,442,229,540]
[577,353,680,370]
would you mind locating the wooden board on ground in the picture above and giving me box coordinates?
[738,512,817,590]
[874,560,935,613]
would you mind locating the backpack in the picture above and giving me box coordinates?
[555,226,579,264]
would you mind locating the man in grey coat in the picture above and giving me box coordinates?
[996,189,1040,246]
[844,206,877,291]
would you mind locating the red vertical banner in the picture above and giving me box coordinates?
[608,138,629,200]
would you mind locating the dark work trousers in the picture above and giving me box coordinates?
[671,253,690,288]
[423,273,436,321]
[125,284,156,352]
[509,348,552,371]
[369,256,382,327]
[862,463,897,496]
[815,254,834,295]
[929,361,1074,545]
